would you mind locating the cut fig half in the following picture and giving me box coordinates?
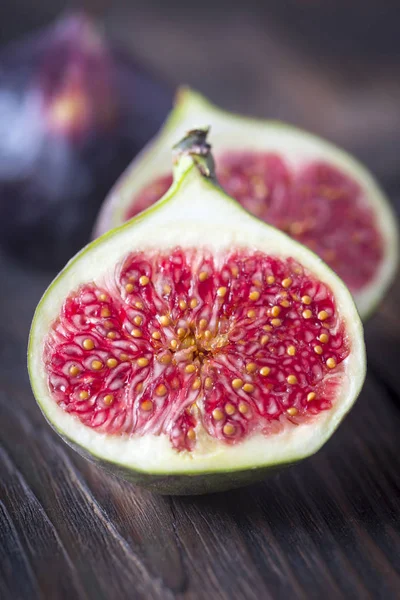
[94,88,399,320]
[29,129,366,495]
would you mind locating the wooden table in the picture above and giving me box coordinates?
[1,4,400,598]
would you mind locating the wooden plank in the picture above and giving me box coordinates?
[365,279,400,397]
[0,502,41,600]
[0,445,86,600]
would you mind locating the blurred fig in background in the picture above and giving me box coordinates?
[0,12,173,269]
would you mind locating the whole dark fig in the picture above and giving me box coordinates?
[0,12,172,269]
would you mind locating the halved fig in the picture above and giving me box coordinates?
[94,88,399,320]
[29,129,366,495]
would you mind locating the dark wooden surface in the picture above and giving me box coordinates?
[1,4,400,599]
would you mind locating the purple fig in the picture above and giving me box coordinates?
[0,12,173,269]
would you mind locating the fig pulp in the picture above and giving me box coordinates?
[29,128,366,494]
[46,249,349,450]
[0,12,172,268]
[94,88,399,320]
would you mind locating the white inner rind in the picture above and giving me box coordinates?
[95,88,399,321]
[29,160,366,475]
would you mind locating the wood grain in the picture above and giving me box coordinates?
[1,3,400,599]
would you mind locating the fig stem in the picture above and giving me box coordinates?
[172,127,216,180]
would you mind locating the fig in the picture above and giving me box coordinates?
[0,12,172,268]
[94,88,399,320]
[29,128,366,495]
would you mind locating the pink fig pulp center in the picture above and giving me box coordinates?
[45,248,349,451]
